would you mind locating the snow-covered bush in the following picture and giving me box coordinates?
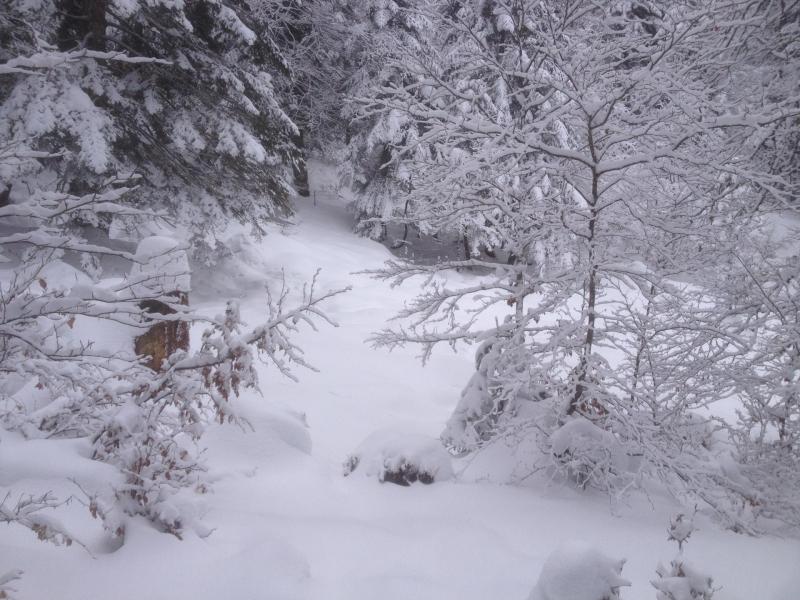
[651,514,715,600]
[528,542,630,600]
[344,430,454,486]
[442,336,521,454]
[440,332,559,456]
[653,562,714,600]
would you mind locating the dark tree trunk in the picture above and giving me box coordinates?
[292,131,310,197]
[0,184,10,208]
[57,0,107,51]
[569,148,601,416]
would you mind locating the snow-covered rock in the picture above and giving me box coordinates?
[343,430,454,486]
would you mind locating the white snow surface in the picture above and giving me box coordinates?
[1,162,799,600]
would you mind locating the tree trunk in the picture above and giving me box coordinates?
[57,0,107,51]
[630,283,657,413]
[134,293,190,371]
[292,131,310,197]
[569,157,600,415]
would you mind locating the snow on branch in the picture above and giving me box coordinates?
[82,270,349,537]
[0,49,171,76]
[0,492,80,548]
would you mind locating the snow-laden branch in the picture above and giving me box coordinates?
[0,492,81,548]
[0,49,171,75]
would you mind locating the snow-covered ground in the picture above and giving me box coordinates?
[2,163,799,600]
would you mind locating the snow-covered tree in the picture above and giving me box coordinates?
[301,0,439,239]
[0,41,348,542]
[1,0,302,259]
[365,0,800,530]
[714,226,800,529]
[257,0,344,153]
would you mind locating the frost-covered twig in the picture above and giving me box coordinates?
[0,492,85,549]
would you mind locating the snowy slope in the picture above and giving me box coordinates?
[2,163,799,600]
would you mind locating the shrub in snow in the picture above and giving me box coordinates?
[441,336,554,456]
[653,562,714,600]
[651,514,715,600]
[441,339,502,453]
[91,276,347,538]
[666,513,694,552]
[528,542,630,600]
[343,431,454,486]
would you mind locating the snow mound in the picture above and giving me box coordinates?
[343,430,454,486]
[528,542,630,600]
[550,417,630,487]
[130,235,190,294]
[203,399,312,477]
[551,418,622,460]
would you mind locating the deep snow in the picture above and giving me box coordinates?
[2,162,799,600]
